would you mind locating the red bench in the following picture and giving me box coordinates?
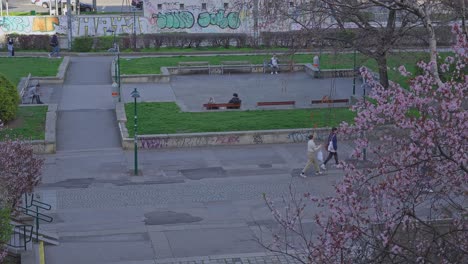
[257,101,296,107]
[311,98,349,104]
[203,103,241,110]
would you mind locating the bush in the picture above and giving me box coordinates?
[94,35,116,51]
[72,36,93,52]
[5,34,50,51]
[0,74,19,123]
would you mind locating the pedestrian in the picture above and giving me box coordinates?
[7,38,14,57]
[300,134,323,178]
[49,34,60,58]
[269,54,279,74]
[321,127,339,170]
[227,93,241,109]
[28,84,44,104]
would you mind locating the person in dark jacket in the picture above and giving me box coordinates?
[7,38,14,57]
[49,34,60,58]
[228,93,241,109]
[321,127,339,169]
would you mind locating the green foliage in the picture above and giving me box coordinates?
[5,34,50,51]
[125,102,356,136]
[94,36,117,51]
[72,36,93,52]
[0,208,12,244]
[0,74,19,123]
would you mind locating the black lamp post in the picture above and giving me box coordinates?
[131,88,140,175]
[353,49,357,95]
[106,28,121,102]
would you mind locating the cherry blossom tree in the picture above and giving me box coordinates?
[262,26,467,263]
[0,121,44,262]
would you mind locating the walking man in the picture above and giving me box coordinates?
[321,127,339,170]
[49,34,60,58]
[300,134,323,178]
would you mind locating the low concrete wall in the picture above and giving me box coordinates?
[29,104,57,154]
[118,64,307,83]
[305,63,356,79]
[116,103,332,150]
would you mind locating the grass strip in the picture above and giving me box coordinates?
[0,57,62,85]
[125,102,356,136]
[0,106,48,141]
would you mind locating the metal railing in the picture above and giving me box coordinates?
[21,193,54,241]
[7,224,34,251]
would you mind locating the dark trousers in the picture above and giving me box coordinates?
[323,151,338,165]
[32,95,43,104]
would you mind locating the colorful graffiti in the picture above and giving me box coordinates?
[197,10,240,29]
[0,16,59,34]
[0,17,31,33]
[78,16,141,36]
[32,17,59,32]
[153,10,241,30]
[154,11,195,29]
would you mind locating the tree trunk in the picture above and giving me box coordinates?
[377,55,389,88]
[93,0,97,11]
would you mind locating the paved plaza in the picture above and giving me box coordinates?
[35,56,359,264]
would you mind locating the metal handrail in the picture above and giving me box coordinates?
[7,224,34,251]
[25,194,52,211]
[17,206,53,223]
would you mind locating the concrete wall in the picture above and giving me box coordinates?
[115,102,336,150]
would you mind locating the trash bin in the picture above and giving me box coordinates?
[30,10,36,15]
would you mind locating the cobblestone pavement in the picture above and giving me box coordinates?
[153,252,303,264]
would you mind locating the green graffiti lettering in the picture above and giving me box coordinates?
[0,17,31,33]
[197,10,241,29]
[227,12,241,29]
[155,11,194,29]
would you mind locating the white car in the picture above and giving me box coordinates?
[32,0,94,12]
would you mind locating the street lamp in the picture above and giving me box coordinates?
[106,28,121,102]
[352,49,357,95]
[131,88,140,176]
[132,6,137,50]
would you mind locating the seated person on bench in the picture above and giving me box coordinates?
[269,55,279,74]
[228,93,241,109]
[28,84,44,104]
[206,97,219,110]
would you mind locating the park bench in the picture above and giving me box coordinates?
[311,98,349,104]
[220,61,252,74]
[263,59,296,73]
[178,61,211,74]
[256,101,296,107]
[203,103,241,110]
[20,73,32,104]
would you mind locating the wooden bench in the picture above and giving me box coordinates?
[257,101,296,107]
[178,61,211,74]
[264,60,296,73]
[20,73,32,104]
[220,61,252,74]
[203,103,241,110]
[311,98,349,104]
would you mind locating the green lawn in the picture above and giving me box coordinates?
[0,57,62,85]
[119,51,431,79]
[0,106,48,140]
[135,46,289,53]
[125,102,355,136]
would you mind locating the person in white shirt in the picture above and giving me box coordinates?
[270,55,279,74]
[300,134,323,177]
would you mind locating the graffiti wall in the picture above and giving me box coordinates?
[0,1,295,37]
[143,0,255,33]
[0,16,59,35]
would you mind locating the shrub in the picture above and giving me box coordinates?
[94,35,116,51]
[0,74,19,123]
[5,34,50,51]
[72,36,93,52]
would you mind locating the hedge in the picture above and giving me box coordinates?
[0,74,20,123]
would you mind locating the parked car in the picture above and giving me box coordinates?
[131,0,143,9]
[32,0,94,12]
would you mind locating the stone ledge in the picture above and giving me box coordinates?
[31,104,57,154]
